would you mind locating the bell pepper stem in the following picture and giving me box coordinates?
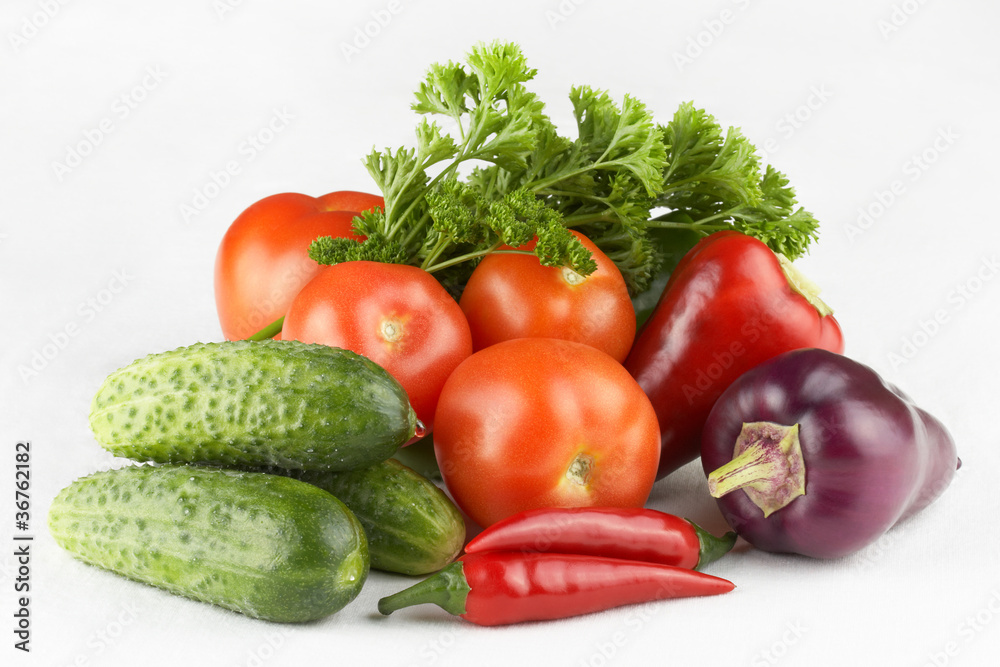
[776,253,833,317]
[378,561,470,617]
[707,422,806,518]
[687,520,738,570]
[248,316,284,341]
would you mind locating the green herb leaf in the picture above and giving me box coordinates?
[336,44,819,303]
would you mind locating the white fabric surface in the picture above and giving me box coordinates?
[2,1,998,665]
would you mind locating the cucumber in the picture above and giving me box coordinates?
[391,435,442,482]
[295,459,465,576]
[48,465,368,622]
[90,340,417,471]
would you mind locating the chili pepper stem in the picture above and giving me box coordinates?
[707,422,806,518]
[378,561,470,617]
[687,520,738,570]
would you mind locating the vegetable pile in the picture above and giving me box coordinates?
[50,40,959,627]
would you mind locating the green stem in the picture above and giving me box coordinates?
[707,422,806,518]
[561,212,618,227]
[423,246,531,274]
[248,316,284,341]
[387,158,466,243]
[687,520,738,570]
[378,561,470,617]
[419,234,455,272]
[645,219,731,231]
[776,253,834,317]
[528,163,607,192]
[400,210,433,251]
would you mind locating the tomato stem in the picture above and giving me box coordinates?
[248,316,283,341]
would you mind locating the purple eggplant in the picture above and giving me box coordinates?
[701,348,959,559]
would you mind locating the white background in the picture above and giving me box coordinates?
[3,1,999,665]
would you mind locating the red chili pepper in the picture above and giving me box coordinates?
[464,507,736,570]
[625,230,845,480]
[377,552,735,626]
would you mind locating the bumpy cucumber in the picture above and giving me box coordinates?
[48,465,368,622]
[295,459,465,576]
[90,340,417,471]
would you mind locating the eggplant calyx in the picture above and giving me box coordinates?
[707,422,806,517]
[776,253,833,317]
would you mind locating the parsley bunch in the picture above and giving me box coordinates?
[311,42,819,299]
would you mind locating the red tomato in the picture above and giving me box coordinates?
[458,231,635,362]
[433,338,661,528]
[214,191,383,340]
[282,261,473,433]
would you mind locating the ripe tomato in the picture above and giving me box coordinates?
[458,230,635,362]
[282,261,473,433]
[433,338,661,528]
[214,191,383,340]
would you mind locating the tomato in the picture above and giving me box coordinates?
[458,230,635,362]
[214,191,383,340]
[281,261,473,433]
[433,338,661,528]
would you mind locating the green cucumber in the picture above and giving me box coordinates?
[391,435,442,482]
[90,340,417,471]
[48,465,368,622]
[295,459,465,576]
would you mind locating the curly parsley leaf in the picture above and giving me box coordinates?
[653,102,818,261]
[310,44,818,301]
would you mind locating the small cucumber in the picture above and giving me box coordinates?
[295,459,465,576]
[90,340,417,471]
[391,435,442,482]
[48,465,368,622]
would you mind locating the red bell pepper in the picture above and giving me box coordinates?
[464,507,736,570]
[625,231,844,480]
[377,552,734,626]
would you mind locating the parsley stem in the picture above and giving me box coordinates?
[645,220,731,231]
[400,210,432,251]
[561,212,618,227]
[423,246,532,275]
[419,234,454,272]
[528,158,632,193]
[387,158,466,243]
